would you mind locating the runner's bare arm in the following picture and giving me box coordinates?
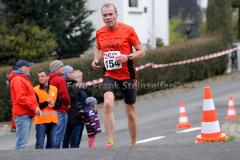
[131,44,145,59]
[91,46,102,70]
[116,44,145,64]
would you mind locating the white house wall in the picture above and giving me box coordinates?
[86,0,124,30]
[123,0,169,47]
[86,0,169,48]
[155,0,169,45]
[123,0,149,48]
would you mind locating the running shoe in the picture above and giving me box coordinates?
[105,139,115,148]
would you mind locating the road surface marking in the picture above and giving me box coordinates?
[176,127,201,133]
[136,136,165,144]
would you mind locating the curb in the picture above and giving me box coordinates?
[221,119,240,141]
[0,124,11,136]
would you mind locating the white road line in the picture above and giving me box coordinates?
[176,127,201,133]
[136,136,165,144]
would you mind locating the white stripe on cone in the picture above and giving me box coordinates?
[201,121,221,134]
[227,110,236,115]
[203,99,215,111]
[179,117,188,123]
[229,100,234,106]
[180,107,186,112]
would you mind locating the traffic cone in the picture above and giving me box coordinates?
[195,86,228,143]
[225,96,238,120]
[177,100,191,129]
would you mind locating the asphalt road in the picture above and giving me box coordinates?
[1,72,240,159]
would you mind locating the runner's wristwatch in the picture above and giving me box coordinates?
[128,54,133,60]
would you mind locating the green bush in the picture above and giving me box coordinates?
[0,22,57,66]
[206,0,232,44]
[169,17,185,45]
[0,37,230,121]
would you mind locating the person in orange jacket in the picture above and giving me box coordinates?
[8,60,40,150]
[34,70,62,149]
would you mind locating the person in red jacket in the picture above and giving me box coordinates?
[10,116,16,132]
[49,60,71,148]
[8,60,40,150]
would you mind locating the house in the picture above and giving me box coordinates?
[0,0,5,9]
[197,0,208,10]
[86,0,169,49]
[197,0,208,22]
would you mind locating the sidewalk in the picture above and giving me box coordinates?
[0,123,12,136]
[221,119,240,141]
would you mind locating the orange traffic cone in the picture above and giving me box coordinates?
[177,100,191,129]
[225,96,238,120]
[195,86,228,143]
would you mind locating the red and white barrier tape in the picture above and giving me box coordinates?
[85,47,238,86]
[152,48,238,68]
[136,63,153,71]
[85,78,103,86]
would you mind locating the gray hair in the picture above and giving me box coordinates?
[101,3,118,15]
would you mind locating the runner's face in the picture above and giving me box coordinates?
[101,6,117,28]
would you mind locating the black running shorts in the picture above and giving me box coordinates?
[103,77,137,105]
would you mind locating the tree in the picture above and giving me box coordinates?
[232,0,240,40]
[2,0,95,58]
[169,18,185,45]
[169,0,201,38]
[206,0,232,44]
[0,20,57,65]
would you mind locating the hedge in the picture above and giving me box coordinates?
[0,37,230,121]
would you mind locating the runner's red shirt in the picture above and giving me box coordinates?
[96,22,141,80]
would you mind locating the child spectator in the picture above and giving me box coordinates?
[84,97,101,148]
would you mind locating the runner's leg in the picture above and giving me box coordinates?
[125,104,137,146]
[121,79,137,146]
[104,91,115,144]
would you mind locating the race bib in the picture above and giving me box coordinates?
[104,51,122,70]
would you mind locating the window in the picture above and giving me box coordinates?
[128,0,142,13]
[129,0,138,8]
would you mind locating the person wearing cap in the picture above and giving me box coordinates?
[8,60,40,150]
[62,66,86,148]
[84,96,101,148]
[49,60,70,148]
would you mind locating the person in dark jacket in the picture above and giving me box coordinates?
[62,65,87,148]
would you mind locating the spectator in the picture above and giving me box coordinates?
[49,60,70,148]
[8,60,40,150]
[34,70,61,149]
[84,96,101,148]
[10,116,16,132]
[62,66,86,148]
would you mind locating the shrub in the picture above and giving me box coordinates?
[169,17,185,44]
[206,0,233,44]
[0,22,57,66]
